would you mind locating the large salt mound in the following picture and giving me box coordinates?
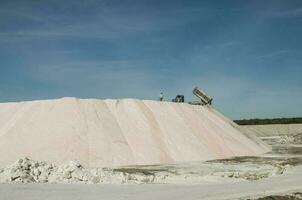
[0,98,270,168]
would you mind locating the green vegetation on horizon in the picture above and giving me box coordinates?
[234,118,302,125]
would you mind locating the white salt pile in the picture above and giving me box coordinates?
[0,98,270,168]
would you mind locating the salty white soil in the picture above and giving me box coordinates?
[0,98,269,167]
[0,157,290,184]
[0,166,301,200]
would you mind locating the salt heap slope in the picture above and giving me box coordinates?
[0,98,270,168]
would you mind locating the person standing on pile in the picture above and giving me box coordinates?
[159,92,164,101]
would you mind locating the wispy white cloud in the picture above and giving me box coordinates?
[0,2,197,41]
[23,60,162,99]
[256,50,302,59]
[0,9,46,22]
[265,7,302,18]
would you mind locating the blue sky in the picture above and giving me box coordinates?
[0,0,301,119]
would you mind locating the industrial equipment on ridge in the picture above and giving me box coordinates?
[191,87,213,105]
[171,87,213,106]
[172,95,185,103]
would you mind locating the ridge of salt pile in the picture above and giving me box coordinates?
[0,98,270,168]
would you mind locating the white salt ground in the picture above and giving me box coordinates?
[0,157,290,184]
[0,163,301,200]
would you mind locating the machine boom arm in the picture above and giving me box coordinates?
[193,87,213,105]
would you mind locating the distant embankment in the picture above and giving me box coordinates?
[235,118,302,137]
[238,124,302,137]
[234,118,302,125]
